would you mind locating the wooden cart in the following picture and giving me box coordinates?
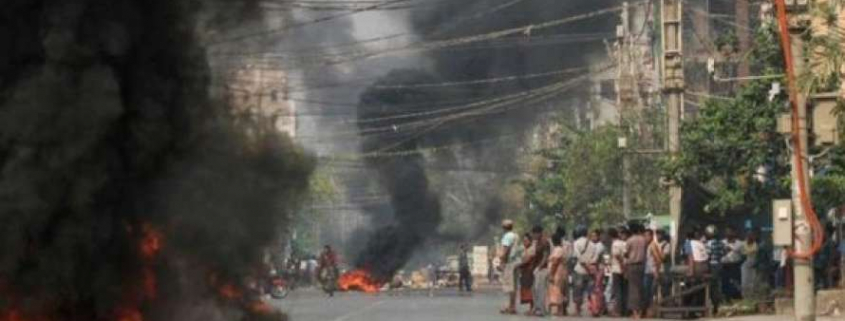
[654,270,713,319]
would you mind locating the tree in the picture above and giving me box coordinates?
[518,93,671,228]
[802,0,845,94]
[662,79,791,215]
[663,23,845,217]
[522,126,622,228]
[290,167,340,254]
[811,147,845,214]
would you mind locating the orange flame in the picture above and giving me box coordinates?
[0,224,165,321]
[338,270,381,293]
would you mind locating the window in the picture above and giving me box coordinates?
[599,80,616,101]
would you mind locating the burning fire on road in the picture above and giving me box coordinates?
[338,270,382,293]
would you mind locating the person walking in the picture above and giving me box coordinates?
[625,224,648,319]
[547,229,569,316]
[458,243,473,292]
[498,220,521,315]
[608,228,628,316]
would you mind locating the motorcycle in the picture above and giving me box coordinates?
[319,266,339,297]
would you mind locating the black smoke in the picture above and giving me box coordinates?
[350,0,617,276]
[354,70,447,281]
[0,1,311,321]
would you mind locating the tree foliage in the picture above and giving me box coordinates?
[663,79,790,215]
[522,111,668,228]
[664,24,845,217]
[523,126,622,226]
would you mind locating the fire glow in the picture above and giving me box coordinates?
[0,224,164,321]
[338,270,381,293]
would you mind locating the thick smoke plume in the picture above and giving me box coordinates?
[0,1,311,321]
[351,0,616,277]
[355,70,445,281]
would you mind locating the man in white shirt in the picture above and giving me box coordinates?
[572,228,605,316]
[687,229,710,307]
[688,230,709,276]
[608,228,628,316]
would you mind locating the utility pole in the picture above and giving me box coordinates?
[784,2,815,320]
[617,1,648,221]
[623,150,632,220]
[619,136,632,221]
[661,0,684,265]
[618,2,632,221]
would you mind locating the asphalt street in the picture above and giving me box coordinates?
[270,289,841,321]
[273,288,622,321]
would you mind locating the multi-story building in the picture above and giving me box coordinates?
[225,59,297,138]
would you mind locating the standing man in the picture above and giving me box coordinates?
[498,219,520,314]
[458,243,473,292]
[720,227,743,300]
[608,228,628,316]
[573,227,605,316]
[644,229,664,317]
[705,225,725,309]
[687,229,709,307]
[625,223,648,319]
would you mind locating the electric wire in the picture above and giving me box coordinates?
[773,0,825,259]
[208,0,416,46]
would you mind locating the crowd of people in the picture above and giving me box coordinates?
[496,219,844,318]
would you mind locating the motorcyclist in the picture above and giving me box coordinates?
[317,245,339,296]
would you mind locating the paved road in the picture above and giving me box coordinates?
[273,288,611,321]
[270,288,842,321]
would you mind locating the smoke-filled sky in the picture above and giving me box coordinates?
[0,0,626,317]
[280,0,619,278]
